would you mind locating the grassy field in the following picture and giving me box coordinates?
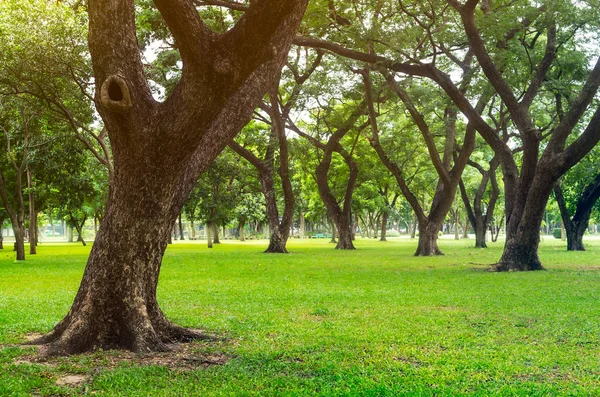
[0,237,599,396]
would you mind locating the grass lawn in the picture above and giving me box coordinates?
[0,236,599,396]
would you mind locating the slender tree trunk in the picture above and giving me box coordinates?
[211,221,220,244]
[178,214,185,240]
[454,210,460,240]
[13,225,25,261]
[379,211,388,241]
[462,214,469,238]
[239,219,245,242]
[329,219,337,243]
[411,214,417,239]
[27,169,37,255]
[206,224,212,249]
[190,220,196,240]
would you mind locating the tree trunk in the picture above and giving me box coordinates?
[212,222,220,244]
[330,219,337,243]
[206,224,212,249]
[415,221,442,256]
[31,0,307,356]
[474,219,487,248]
[27,169,37,255]
[13,225,25,261]
[178,214,185,240]
[411,214,417,239]
[336,225,354,249]
[239,219,245,242]
[265,228,288,253]
[454,210,460,240]
[299,210,305,239]
[190,220,196,240]
[379,211,388,241]
[462,214,469,238]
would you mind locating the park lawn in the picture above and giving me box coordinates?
[0,237,599,396]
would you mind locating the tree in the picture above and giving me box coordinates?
[553,150,600,251]
[33,0,307,355]
[459,152,500,248]
[295,0,600,270]
[290,99,368,250]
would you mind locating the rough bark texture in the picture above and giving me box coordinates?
[415,221,443,256]
[33,0,307,355]
[379,211,388,242]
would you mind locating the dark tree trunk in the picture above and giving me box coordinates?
[494,170,555,271]
[379,211,388,241]
[459,158,499,249]
[415,221,442,256]
[265,228,288,253]
[13,225,25,261]
[178,214,185,240]
[212,222,220,244]
[474,221,487,248]
[554,174,600,252]
[32,0,307,355]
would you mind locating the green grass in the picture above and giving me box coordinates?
[1,237,600,396]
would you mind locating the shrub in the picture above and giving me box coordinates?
[553,228,562,239]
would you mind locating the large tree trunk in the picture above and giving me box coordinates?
[32,0,307,355]
[265,228,288,252]
[494,172,553,271]
[415,221,442,256]
[474,219,487,248]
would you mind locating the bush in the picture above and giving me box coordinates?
[553,228,562,239]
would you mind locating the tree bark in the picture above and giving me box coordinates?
[178,214,185,240]
[212,221,220,244]
[206,224,212,249]
[33,0,307,355]
[238,219,245,241]
[415,221,442,256]
[379,211,388,241]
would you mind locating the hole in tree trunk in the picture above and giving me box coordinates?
[108,81,124,101]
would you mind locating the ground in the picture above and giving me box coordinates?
[1,237,600,396]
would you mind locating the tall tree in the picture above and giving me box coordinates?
[33,0,307,355]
